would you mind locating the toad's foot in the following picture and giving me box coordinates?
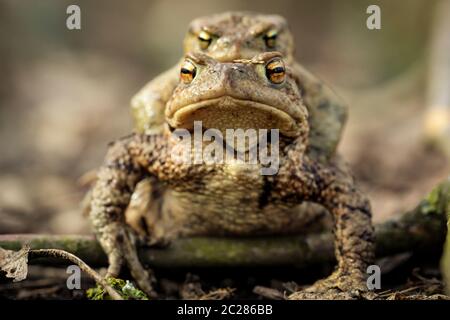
[102,223,157,299]
[288,270,375,300]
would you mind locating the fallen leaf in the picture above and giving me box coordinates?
[0,245,30,282]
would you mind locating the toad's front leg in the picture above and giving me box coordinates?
[90,134,168,298]
[275,156,375,299]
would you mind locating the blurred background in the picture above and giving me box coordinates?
[0,0,448,235]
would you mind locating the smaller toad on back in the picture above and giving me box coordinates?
[90,52,374,300]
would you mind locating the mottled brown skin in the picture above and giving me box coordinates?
[90,52,374,299]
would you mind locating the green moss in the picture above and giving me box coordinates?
[421,185,441,215]
[86,277,148,300]
[422,180,450,216]
[427,187,439,209]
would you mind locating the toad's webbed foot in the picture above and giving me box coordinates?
[288,270,373,300]
[97,222,157,299]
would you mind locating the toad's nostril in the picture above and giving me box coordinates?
[230,66,245,74]
[217,37,232,47]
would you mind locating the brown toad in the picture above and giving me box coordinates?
[125,11,348,237]
[89,52,374,299]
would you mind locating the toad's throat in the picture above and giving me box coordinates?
[167,96,302,137]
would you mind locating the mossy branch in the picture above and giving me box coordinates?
[0,180,448,269]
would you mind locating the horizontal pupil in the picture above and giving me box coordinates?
[181,68,192,74]
[269,67,284,74]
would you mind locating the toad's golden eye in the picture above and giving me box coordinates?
[263,29,278,48]
[198,30,212,50]
[180,60,196,83]
[265,58,285,84]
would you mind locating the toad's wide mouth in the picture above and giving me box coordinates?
[166,96,303,137]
